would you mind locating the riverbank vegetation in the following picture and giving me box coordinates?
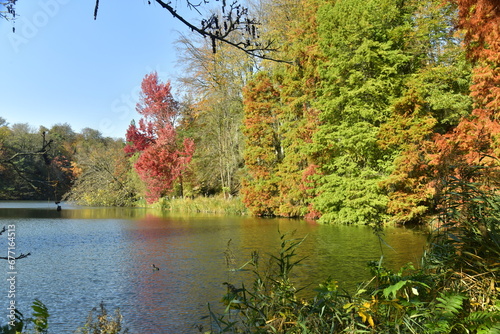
[0,300,129,334]
[152,196,248,216]
[205,173,499,333]
[2,0,500,228]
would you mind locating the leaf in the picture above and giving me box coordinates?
[435,293,466,319]
[383,280,407,299]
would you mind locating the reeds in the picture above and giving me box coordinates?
[153,196,248,215]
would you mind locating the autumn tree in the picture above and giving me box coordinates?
[125,72,195,203]
[0,123,43,198]
[426,0,500,203]
[64,130,138,206]
[241,72,283,215]
[377,0,473,224]
[455,0,500,113]
[0,122,77,200]
[0,120,138,205]
[175,33,255,197]
[254,0,321,217]
[378,0,500,224]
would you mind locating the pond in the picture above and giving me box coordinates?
[0,201,427,333]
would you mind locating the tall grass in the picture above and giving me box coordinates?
[152,196,248,215]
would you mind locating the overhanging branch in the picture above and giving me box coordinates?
[0,227,31,260]
[0,253,31,260]
[154,0,291,63]
[91,0,291,64]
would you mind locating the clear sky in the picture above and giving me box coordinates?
[0,0,197,139]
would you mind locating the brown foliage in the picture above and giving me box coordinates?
[455,0,500,113]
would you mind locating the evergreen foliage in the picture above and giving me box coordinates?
[379,0,473,224]
[309,0,414,224]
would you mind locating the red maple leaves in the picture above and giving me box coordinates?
[125,72,195,203]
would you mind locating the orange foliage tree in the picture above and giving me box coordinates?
[456,0,500,113]
[241,72,282,216]
[441,0,500,181]
[382,0,500,224]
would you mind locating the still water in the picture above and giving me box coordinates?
[0,201,427,333]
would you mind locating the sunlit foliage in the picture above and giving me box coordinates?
[125,72,195,203]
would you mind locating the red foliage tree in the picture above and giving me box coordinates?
[125,72,195,203]
[124,119,155,155]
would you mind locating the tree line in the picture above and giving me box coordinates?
[2,0,500,226]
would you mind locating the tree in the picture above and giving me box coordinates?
[454,0,500,115]
[235,0,322,217]
[0,122,78,201]
[241,72,282,215]
[64,136,137,207]
[0,124,53,199]
[125,72,195,203]
[269,0,321,218]
[378,0,473,224]
[241,0,321,217]
[310,0,415,224]
[175,32,255,197]
[379,0,500,224]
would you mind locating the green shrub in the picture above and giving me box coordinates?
[0,299,49,334]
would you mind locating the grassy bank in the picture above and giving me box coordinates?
[149,196,248,215]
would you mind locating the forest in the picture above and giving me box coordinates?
[1,0,500,227]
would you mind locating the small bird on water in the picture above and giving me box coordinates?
[151,264,160,271]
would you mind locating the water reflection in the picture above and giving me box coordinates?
[0,202,150,220]
[0,201,428,333]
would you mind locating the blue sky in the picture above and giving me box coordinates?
[0,0,197,139]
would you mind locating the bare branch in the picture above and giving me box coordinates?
[90,0,290,63]
[0,226,31,261]
[0,132,54,192]
[1,132,52,164]
[0,0,17,21]
[94,0,99,20]
[154,0,291,63]
[0,253,31,260]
